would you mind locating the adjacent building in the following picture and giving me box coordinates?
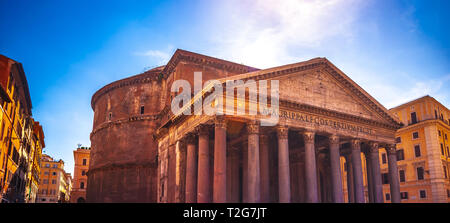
[0,55,44,203]
[36,154,72,203]
[380,96,450,203]
[63,172,72,202]
[24,120,45,202]
[70,146,90,203]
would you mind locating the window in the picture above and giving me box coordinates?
[412,132,419,139]
[382,173,389,184]
[43,179,48,184]
[446,134,448,140]
[417,167,425,180]
[7,73,13,92]
[44,171,49,176]
[0,121,4,141]
[434,110,438,119]
[385,193,391,201]
[52,180,56,184]
[140,106,145,114]
[399,170,406,182]
[397,149,405,161]
[108,112,112,121]
[80,182,85,189]
[414,145,421,157]
[438,130,441,136]
[395,137,401,143]
[411,112,417,124]
[448,190,450,198]
[441,144,445,156]
[52,172,56,176]
[444,166,448,179]
[419,190,427,199]
[45,164,50,168]
[53,164,57,168]
[82,170,86,176]
[400,192,408,200]
[12,148,19,164]
[382,153,387,164]
[83,159,87,166]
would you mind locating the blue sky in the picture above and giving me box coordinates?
[1,0,449,173]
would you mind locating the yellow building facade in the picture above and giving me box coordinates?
[0,55,39,203]
[341,95,450,203]
[36,154,72,203]
[24,120,45,203]
[381,95,450,203]
[70,146,90,203]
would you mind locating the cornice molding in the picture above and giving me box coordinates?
[321,63,401,128]
[87,161,157,176]
[90,114,160,139]
[91,67,163,109]
[160,49,259,80]
[396,119,450,133]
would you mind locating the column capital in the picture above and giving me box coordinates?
[259,132,269,141]
[303,131,315,144]
[368,142,380,153]
[350,139,361,150]
[178,139,187,148]
[328,134,339,145]
[185,133,196,145]
[214,116,227,129]
[247,121,260,134]
[195,124,210,136]
[276,126,289,139]
[385,144,397,155]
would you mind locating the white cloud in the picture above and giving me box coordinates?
[203,0,450,109]
[134,45,175,66]
[210,0,367,68]
[365,73,450,109]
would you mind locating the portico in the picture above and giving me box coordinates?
[155,57,403,203]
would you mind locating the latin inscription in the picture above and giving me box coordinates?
[262,108,373,135]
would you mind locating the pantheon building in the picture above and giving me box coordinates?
[87,49,403,203]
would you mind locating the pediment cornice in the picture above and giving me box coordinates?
[214,58,402,128]
[161,49,259,79]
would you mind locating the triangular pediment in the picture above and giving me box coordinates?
[277,70,383,122]
[219,58,401,127]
